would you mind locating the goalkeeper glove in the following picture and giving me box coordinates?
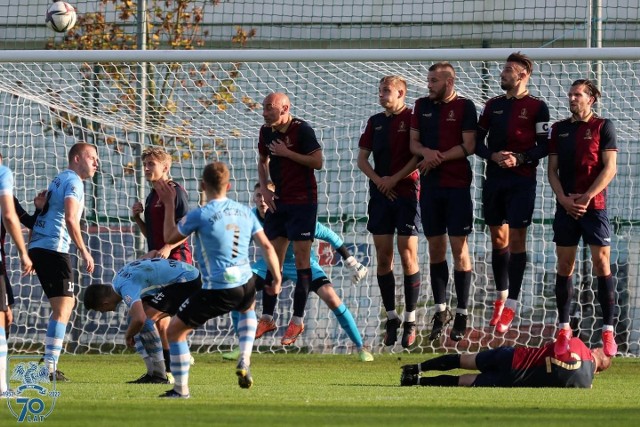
[344,256,368,284]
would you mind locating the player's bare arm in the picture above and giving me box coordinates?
[575,150,617,208]
[64,196,94,273]
[124,300,147,348]
[258,153,277,212]
[0,194,33,275]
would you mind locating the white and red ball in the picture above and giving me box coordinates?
[45,1,77,33]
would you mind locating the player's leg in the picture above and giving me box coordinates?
[162,316,194,398]
[234,280,257,389]
[129,318,169,383]
[314,277,373,362]
[373,234,401,345]
[46,296,74,380]
[427,234,452,341]
[0,273,9,396]
[155,316,172,381]
[449,235,472,341]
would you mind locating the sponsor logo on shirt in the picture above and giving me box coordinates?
[493,110,504,115]
[446,110,456,122]
[374,125,383,131]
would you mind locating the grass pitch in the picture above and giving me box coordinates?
[2,352,639,426]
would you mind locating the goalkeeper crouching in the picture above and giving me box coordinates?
[224,181,373,362]
[83,254,201,384]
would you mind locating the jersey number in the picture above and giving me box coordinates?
[226,224,240,259]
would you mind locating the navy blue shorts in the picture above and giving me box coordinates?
[366,192,420,236]
[482,176,537,228]
[420,187,473,237]
[264,202,317,241]
[176,280,256,328]
[553,207,611,247]
[472,346,515,387]
[142,275,202,316]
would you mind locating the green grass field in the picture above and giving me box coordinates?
[2,353,639,426]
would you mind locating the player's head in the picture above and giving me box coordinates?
[83,284,121,312]
[501,52,533,92]
[253,181,275,217]
[568,79,601,116]
[262,92,291,128]
[591,347,612,373]
[141,147,172,182]
[427,62,455,102]
[378,75,407,112]
[201,161,231,196]
[68,143,99,180]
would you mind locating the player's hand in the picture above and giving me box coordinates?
[82,249,95,273]
[5,306,13,326]
[33,190,47,210]
[269,139,292,158]
[422,148,444,169]
[19,253,34,277]
[153,180,176,207]
[156,246,171,259]
[125,334,135,348]
[344,256,368,285]
[376,176,398,200]
[265,276,282,296]
[416,158,431,175]
[131,201,144,218]
[260,186,278,213]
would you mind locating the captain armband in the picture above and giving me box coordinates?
[536,121,550,134]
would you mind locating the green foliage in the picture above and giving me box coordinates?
[4,353,639,427]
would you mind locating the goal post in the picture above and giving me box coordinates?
[1,47,639,356]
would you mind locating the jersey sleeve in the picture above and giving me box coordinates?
[358,117,374,150]
[258,126,270,157]
[548,123,559,155]
[299,122,322,155]
[474,101,492,160]
[177,207,201,237]
[600,119,617,151]
[462,99,478,132]
[525,100,551,162]
[115,282,141,308]
[173,184,190,222]
[64,175,84,201]
[410,99,420,130]
[250,208,264,235]
[0,166,14,196]
[314,223,344,249]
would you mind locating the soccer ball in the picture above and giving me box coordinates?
[45,1,77,33]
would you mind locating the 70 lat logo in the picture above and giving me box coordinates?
[6,355,61,422]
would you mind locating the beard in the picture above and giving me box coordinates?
[500,80,514,91]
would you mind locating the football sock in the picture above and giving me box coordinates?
[454,270,471,310]
[44,319,66,373]
[292,269,311,317]
[169,341,191,396]
[419,375,459,386]
[377,272,396,312]
[403,272,421,312]
[555,274,573,324]
[419,354,461,371]
[260,273,278,317]
[138,319,165,376]
[237,310,257,365]
[404,310,416,323]
[332,304,363,348]
[505,298,517,311]
[492,247,510,292]
[230,310,240,336]
[430,261,449,305]
[162,348,171,374]
[386,310,399,320]
[597,274,615,325]
[508,251,527,300]
[0,327,6,393]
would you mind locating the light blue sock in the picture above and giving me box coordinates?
[0,327,7,393]
[44,320,67,372]
[169,341,191,396]
[237,311,257,364]
[231,310,240,337]
[332,304,363,349]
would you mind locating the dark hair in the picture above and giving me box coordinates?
[506,52,533,75]
[428,62,456,78]
[68,142,97,163]
[202,161,230,193]
[572,79,601,103]
[83,284,114,311]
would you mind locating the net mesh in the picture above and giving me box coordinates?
[1,51,639,355]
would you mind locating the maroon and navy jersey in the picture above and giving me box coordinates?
[549,116,617,210]
[510,338,595,388]
[411,94,477,188]
[358,107,419,200]
[258,118,321,204]
[144,181,192,264]
[476,94,550,179]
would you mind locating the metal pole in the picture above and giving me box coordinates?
[134,0,148,256]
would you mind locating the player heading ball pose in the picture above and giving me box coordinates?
[547,79,618,357]
[155,162,281,398]
[83,257,202,384]
[475,52,550,334]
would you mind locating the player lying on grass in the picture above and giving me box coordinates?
[83,254,201,384]
[223,182,372,362]
[400,336,611,388]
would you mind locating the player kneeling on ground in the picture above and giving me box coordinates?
[83,254,201,384]
[400,336,611,388]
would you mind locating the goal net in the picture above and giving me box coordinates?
[1,48,639,356]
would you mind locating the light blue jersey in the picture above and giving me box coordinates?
[29,169,84,253]
[0,165,14,204]
[252,220,344,281]
[178,197,262,290]
[113,258,200,309]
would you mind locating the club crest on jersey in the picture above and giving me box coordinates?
[6,355,61,422]
[398,121,407,132]
[446,110,456,122]
[584,129,592,140]
[519,108,528,119]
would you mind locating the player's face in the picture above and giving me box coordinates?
[500,62,524,91]
[143,157,169,182]
[378,82,404,112]
[568,84,595,116]
[253,187,269,217]
[427,71,448,102]
[78,147,99,179]
[262,96,287,127]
